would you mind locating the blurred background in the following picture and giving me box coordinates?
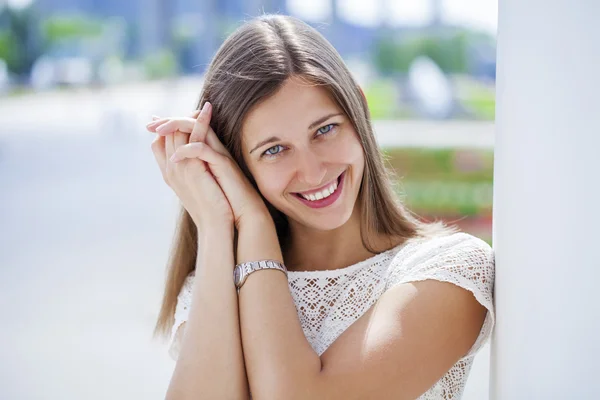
[0,0,496,398]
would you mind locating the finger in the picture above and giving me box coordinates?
[153,118,230,160]
[153,116,229,158]
[151,135,167,176]
[171,142,226,167]
[190,109,201,118]
[205,126,231,158]
[146,113,193,132]
[171,142,238,196]
[165,129,175,159]
[190,102,212,143]
[173,129,189,151]
[146,117,169,132]
[154,118,196,136]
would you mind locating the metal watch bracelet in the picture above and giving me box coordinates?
[233,260,288,291]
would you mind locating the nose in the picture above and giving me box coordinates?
[295,150,327,188]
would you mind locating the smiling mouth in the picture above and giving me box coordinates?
[292,172,344,201]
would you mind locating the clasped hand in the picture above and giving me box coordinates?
[147,102,268,232]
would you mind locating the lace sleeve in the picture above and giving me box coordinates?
[387,233,495,359]
[168,272,195,361]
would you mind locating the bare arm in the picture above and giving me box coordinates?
[236,215,322,399]
[165,227,249,400]
[235,215,488,400]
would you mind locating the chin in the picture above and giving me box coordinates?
[283,193,358,232]
[297,209,354,231]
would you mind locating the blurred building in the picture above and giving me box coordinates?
[22,0,494,79]
[33,0,288,72]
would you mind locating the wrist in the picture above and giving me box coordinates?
[197,221,234,247]
[236,211,282,265]
[237,210,275,231]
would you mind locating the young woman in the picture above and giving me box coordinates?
[147,14,495,400]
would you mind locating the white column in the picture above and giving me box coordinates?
[491,0,600,398]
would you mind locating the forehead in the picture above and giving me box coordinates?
[242,78,342,147]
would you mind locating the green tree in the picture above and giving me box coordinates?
[373,29,484,76]
[0,5,42,76]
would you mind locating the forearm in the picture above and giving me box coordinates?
[166,227,249,400]
[237,215,322,399]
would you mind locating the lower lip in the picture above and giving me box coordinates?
[293,171,345,209]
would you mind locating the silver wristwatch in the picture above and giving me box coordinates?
[233,260,288,291]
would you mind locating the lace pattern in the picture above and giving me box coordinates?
[385,233,495,399]
[168,232,495,399]
[168,271,195,361]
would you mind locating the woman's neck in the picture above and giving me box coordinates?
[282,210,397,273]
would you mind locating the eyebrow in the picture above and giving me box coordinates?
[308,112,343,130]
[248,112,344,154]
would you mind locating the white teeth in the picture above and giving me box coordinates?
[300,177,339,201]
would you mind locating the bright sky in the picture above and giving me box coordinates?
[4,0,32,9]
[287,0,498,34]
[5,0,497,35]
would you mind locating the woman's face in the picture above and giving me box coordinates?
[241,78,365,231]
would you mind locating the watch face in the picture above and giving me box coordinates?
[234,267,242,285]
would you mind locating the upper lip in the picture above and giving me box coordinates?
[294,172,342,195]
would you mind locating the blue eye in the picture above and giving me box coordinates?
[260,123,338,160]
[264,145,283,157]
[317,124,334,135]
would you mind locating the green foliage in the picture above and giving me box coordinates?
[362,79,416,119]
[364,79,397,118]
[383,148,494,181]
[0,5,42,75]
[142,49,178,79]
[399,180,493,214]
[373,29,489,75]
[374,36,415,75]
[461,86,496,120]
[0,9,108,76]
[417,33,469,73]
[382,148,494,214]
[0,31,18,69]
[42,15,104,43]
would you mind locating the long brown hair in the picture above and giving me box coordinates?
[153,14,458,338]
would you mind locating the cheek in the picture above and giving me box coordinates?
[338,133,365,185]
[254,167,291,201]
[333,131,364,166]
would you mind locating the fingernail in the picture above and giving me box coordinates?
[200,101,211,115]
[170,153,180,162]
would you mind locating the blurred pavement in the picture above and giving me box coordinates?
[0,78,493,399]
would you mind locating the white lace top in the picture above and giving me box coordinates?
[168,232,495,399]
